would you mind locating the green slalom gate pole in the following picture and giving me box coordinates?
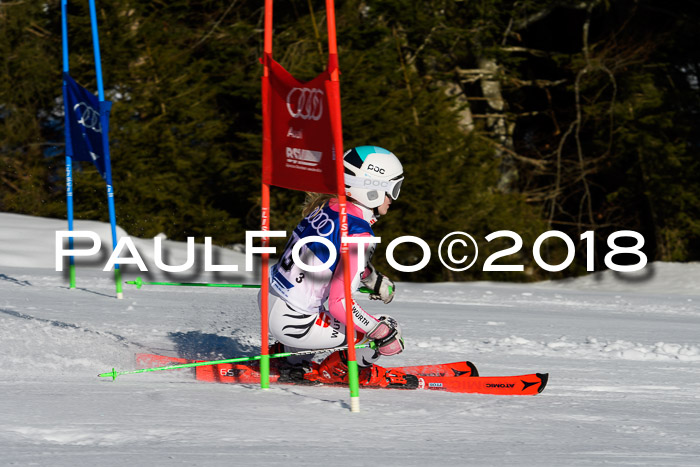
[125,277,381,294]
[125,277,262,289]
[115,269,123,296]
[98,344,372,381]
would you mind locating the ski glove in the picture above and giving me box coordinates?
[361,263,395,304]
[367,316,404,356]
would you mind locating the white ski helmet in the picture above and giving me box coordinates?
[343,146,404,209]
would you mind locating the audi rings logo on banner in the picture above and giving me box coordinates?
[73,102,102,133]
[286,88,324,121]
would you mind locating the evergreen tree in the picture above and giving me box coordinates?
[0,1,65,216]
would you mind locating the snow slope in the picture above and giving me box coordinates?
[1,213,699,466]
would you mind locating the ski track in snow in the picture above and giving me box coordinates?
[1,213,700,466]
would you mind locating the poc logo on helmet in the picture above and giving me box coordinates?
[367,164,385,174]
[363,179,391,189]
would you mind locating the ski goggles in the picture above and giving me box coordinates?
[345,174,404,200]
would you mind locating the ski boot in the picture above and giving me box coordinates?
[307,350,418,389]
[268,342,315,384]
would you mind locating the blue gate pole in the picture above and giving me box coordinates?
[88,0,123,299]
[61,0,76,289]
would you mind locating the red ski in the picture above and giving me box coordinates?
[134,354,477,377]
[134,353,548,395]
[415,373,548,395]
[393,361,479,377]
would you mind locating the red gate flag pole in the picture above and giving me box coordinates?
[259,0,360,410]
[259,0,274,389]
[325,0,361,412]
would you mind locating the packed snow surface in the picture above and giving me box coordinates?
[1,213,699,466]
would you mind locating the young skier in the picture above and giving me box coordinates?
[264,145,412,387]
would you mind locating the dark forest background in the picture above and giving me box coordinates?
[2,0,699,281]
